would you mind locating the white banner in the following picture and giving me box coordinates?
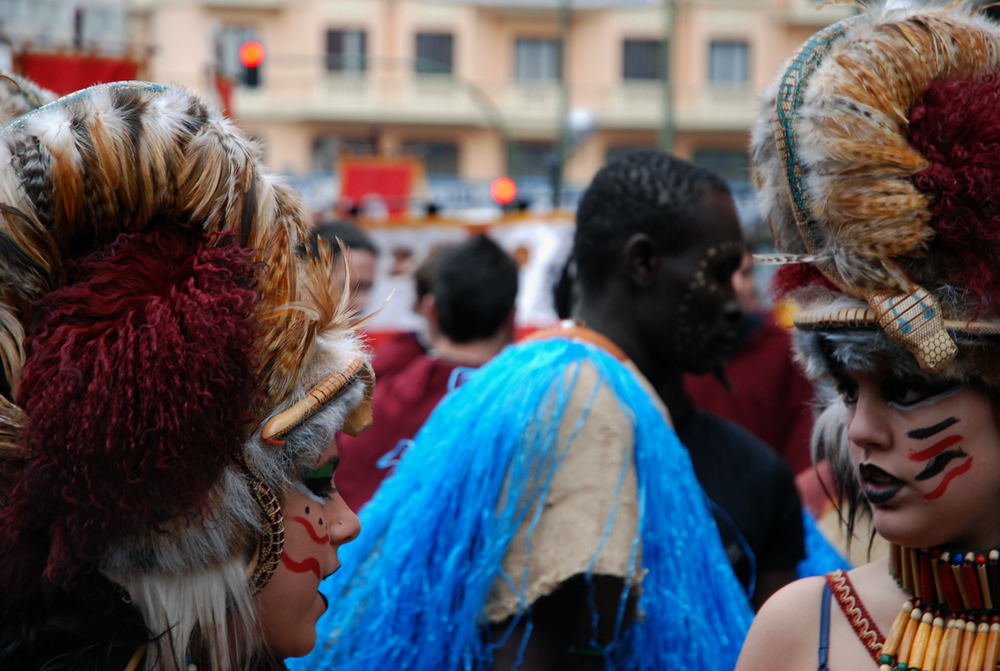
[363,215,575,333]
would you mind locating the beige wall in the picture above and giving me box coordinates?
[135,0,854,189]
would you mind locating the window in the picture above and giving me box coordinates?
[514,38,561,82]
[708,40,749,84]
[311,136,377,173]
[402,141,459,177]
[692,148,750,185]
[511,141,555,180]
[622,39,663,81]
[606,143,656,165]
[326,29,367,72]
[415,32,453,75]
[81,6,126,47]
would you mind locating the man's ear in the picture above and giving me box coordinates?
[623,233,660,288]
[418,294,438,324]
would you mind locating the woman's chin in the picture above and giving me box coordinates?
[872,513,950,549]
[281,630,319,661]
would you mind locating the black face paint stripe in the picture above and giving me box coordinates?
[907,416,958,440]
[914,449,966,481]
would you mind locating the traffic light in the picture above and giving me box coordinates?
[239,40,265,88]
[489,177,517,206]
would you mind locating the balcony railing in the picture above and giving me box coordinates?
[777,0,855,25]
[235,67,758,132]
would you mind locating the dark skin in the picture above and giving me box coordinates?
[576,186,744,428]
[491,186,778,669]
[491,187,793,668]
[490,575,636,671]
[579,186,794,610]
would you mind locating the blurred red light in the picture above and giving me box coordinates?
[490,177,517,205]
[239,41,265,68]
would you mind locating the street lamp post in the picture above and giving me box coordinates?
[660,0,677,153]
[551,0,572,211]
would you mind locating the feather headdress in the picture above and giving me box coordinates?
[753,0,1000,382]
[0,82,372,670]
[0,72,55,124]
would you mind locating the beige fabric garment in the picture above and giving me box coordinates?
[484,356,671,622]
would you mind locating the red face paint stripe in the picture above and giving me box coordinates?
[924,457,974,501]
[290,516,330,545]
[281,552,321,579]
[910,434,964,461]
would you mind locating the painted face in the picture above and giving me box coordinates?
[254,441,360,659]
[839,369,1000,549]
[664,188,743,373]
[332,249,377,315]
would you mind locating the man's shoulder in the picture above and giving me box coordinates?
[372,331,426,377]
[683,409,794,483]
[685,409,775,454]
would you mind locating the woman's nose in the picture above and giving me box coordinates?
[846,392,893,452]
[329,493,361,546]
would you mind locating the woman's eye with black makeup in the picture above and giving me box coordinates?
[302,462,335,500]
[835,379,858,405]
[882,379,960,408]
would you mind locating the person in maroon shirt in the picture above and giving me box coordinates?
[336,234,519,511]
[684,249,816,475]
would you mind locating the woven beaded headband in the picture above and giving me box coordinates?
[262,357,374,441]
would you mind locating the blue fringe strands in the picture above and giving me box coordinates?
[290,338,753,671]
[797,508,851,579]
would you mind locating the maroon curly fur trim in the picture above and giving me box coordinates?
[770,263,837,301]
[909,76,1000,311]
[0,227,259,596]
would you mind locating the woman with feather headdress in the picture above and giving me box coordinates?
[0,80,374,670]
[738,2,1000,670]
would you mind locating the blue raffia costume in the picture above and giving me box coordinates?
[292,333,756,671]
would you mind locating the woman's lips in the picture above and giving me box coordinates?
[859,463,905,505]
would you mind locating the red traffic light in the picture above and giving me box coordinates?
[490,177,517,205]
[239,41,266,68]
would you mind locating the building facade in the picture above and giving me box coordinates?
[129,0,853,212]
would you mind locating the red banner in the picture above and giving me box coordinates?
[339,157,421,220]
[18,53,139,96]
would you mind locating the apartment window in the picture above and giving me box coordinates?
[708,40,749,84]
[312,136,377,173]
[623,39,663,81]
[693,148,750,185]
[326,29,367,72]
[81,6,126,46]
[402,141,459,177]
[511,141,555,180]
[415,32,453,75]
[606,143,656,164]
[514,38,561,82]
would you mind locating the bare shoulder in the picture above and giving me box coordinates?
[735,576,826,671]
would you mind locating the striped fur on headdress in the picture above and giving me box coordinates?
[753,1,1000,385]
[0,82,372,670]
[0,72,55,125]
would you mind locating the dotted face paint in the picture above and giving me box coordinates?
[671,240,743,364]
